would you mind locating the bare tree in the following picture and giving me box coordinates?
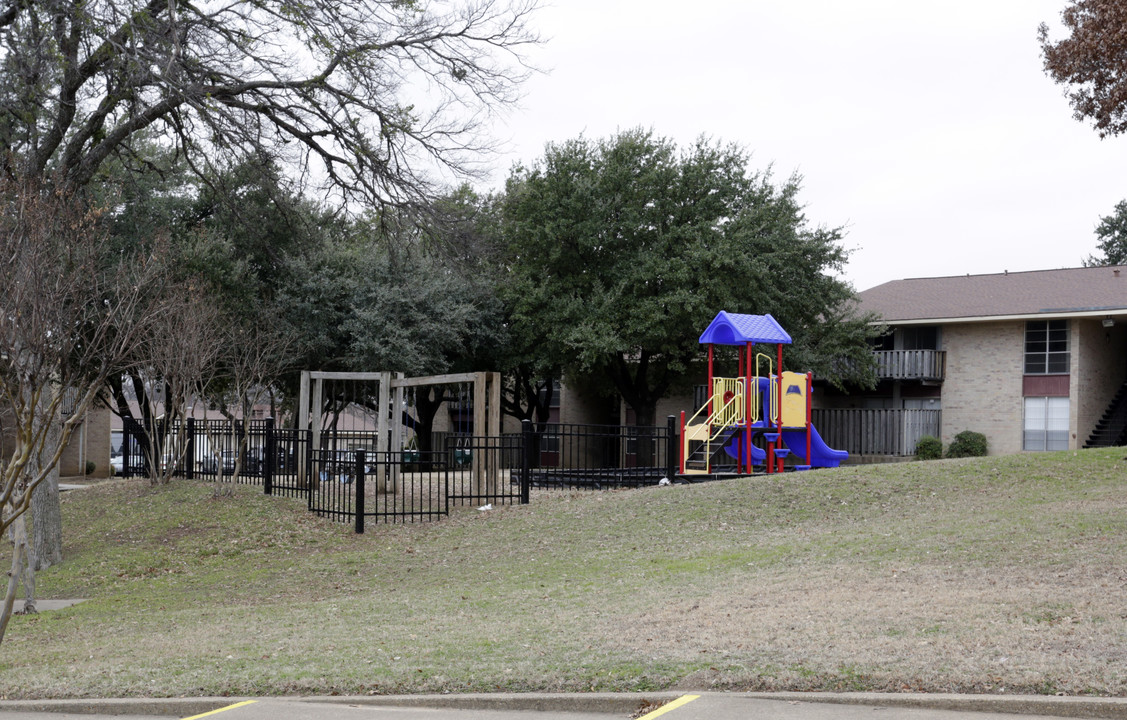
[0,177,166,644]
[132,290,225,486]
[0,0,541,204]
[202,319,294,497]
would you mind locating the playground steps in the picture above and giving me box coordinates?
[683,422,711,441]
[682,424,741,473]
[1084,380,1127,448]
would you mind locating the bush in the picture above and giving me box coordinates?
[85,460,96,475]
[946,430,988,458]
[915,435,943,460]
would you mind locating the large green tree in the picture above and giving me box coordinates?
[279,215,502,452]
[500,129,878,429]
[1084,200,1127,266]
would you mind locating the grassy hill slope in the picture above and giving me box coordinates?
[2,448,1125,698]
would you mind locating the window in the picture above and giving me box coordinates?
[900,326,938,351]
[1024,320,1069,374]
[1024,397,1069,451]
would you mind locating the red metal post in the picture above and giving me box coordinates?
[745,341,753,474]
[806,372,813,466]
[776,343,785,473]
[707,344,714,411]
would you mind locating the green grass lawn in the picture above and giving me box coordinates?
[3,448,1126,698]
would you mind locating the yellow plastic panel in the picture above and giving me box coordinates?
[779,371,807,427]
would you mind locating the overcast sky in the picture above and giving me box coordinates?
[484,1,1127,292]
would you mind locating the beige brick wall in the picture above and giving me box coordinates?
[1074,319,1127,446]
[940,321,1025,455]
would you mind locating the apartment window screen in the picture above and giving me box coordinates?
[1024,320,1069,374]
[1023,396,1069,451]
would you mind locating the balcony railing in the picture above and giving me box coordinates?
[873,349,946,381]
[812,408,941,457]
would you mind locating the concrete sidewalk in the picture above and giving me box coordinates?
[1,692,1126,720]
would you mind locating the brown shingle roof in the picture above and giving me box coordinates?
[857,266,1127,322]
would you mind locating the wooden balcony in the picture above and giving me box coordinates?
[873,349,946,381]
[813,408,941,457]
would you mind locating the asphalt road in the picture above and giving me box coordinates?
[2,692,1126,720]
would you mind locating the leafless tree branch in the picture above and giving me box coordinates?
[0,0,541,207]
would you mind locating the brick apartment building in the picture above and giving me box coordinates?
[818,265,1127,456]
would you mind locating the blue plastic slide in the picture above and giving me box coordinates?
[722,429,765,465]
[779,425,849,468]
[721,424,848,469]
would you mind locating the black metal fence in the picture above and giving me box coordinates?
[520,418,677,489]
[120,416,679,532]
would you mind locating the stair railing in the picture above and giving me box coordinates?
[682,377,746,472]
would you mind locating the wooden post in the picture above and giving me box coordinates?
[488,372,501,495]
[297,370,310,488]
[376,371,391,493]
[473,372,487,497]
[390,372,405,493]
[311,375,323,470]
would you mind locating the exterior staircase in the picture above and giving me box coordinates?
[1084,381,1127,448]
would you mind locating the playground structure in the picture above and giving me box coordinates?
[680,311,848,476]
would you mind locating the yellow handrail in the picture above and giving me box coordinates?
[711,377,744,426]
[756,353,778,424]
[683,377,746,471]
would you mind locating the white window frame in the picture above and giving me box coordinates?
[1023,396,1069,451]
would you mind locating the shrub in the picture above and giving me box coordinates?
[85,460,96,475]
[915,435,943,460]
[946,430,988,458]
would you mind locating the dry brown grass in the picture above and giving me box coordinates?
[1,448,1125,698]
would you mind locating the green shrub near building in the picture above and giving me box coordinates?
[947,430,988,458]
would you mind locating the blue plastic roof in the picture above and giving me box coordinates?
[698,311,792,346]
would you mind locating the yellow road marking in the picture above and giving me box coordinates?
[637,694,701,720]
[181,700,258,720]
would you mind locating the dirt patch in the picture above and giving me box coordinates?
[12,599,85,613]
[596,563,1127,693]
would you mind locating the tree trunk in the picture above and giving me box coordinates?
[32,414,63,571]
[632,401,658,468]
[0,515,29,645]
[2,512,36,640]
[31,472,61,571]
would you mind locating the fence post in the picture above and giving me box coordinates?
[264,417,275,495]
[185,418,195,480]
[354,450,366,534]
[306,439,314,511]
[665,415,677,482]
[520,419,531,504]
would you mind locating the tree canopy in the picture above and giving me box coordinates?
[1084,199,1127,266]
[279,221,501,377]
[499,129,878,427]
[0,0,539,203]
[1040,1,1127,138]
